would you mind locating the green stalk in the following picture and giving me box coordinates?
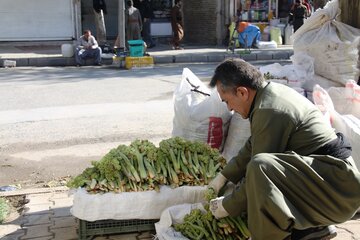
[159,159,168,178]
[117,151,141,182]
[207,158,215,178]
[144,158,156,179]
[179,158,191,178]
[133,147,147,180]
[180,150,188,165]
[236,216,251,238]
[187,150,199,174]
[193,152,201,171]
[119,160,136,182]
[169,148,180,173]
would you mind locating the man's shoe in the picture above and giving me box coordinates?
[291,225,337,240]
[94,63,102,66]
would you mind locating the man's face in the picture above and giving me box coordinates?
[84,31,91,39]
[216,81,251,119]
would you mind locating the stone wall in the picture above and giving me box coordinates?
[182,0,218,45]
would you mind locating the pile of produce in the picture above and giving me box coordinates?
[173,189,251,240]
[67,137,226,194]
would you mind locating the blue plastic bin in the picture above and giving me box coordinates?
[127,40,144,57]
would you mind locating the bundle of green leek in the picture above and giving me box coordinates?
[173,189,251,240]
[67,137,226,194]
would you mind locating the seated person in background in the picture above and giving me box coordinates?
[237,22,260,48]
[75,30,102,66]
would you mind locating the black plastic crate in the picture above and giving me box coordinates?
[77,218,157,240]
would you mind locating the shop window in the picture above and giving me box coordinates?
[152,0,173,21]
[238,0,277,22]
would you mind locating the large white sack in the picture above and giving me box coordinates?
[302,74,343,92]
[291,0,360,85]
[71,186,206,221]
[172,68,231,150]
[222,113,251,162]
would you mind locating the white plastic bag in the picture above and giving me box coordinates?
[172,68,231,150]
[312,84,335,127]
[222,113,251,162]
[155,203,205,240]
[291,0,360,85]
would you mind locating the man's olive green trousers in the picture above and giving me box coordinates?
[223,152,360,240]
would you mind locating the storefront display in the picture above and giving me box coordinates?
[238,0,277,22]
[151,0,173,36]
[152,0,172,20]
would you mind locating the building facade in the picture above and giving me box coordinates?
[0,0,81,41]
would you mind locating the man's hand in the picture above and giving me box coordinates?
[208,173,227,194]
[210,196,229,219]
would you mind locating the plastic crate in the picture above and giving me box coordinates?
[128,40,144,57]
[125,56,154,69]
[77,218,157,240]
[112,56,126,68]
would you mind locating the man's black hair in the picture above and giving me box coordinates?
[127,0,133,6]
[210,58,264,91]
[93,0,107,14]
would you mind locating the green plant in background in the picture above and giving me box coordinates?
[0,197,10,224]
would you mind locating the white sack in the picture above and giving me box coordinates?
[291,0,360,85]
[222,113,251,162]
[331,114,360,170]
[155,203,205,240]
[327,80,360,118]
[172,68,231,150]
[302,74,343,92]
[256,40,277,49]
[312,84,360,170]
[259,53,315,88]
[71,185,206,221]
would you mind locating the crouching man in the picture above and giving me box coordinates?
[75,30,102,66]
[208,58,360,240]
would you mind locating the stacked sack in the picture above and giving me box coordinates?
[291,0,360,86]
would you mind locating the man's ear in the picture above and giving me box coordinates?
[236,86,249,99]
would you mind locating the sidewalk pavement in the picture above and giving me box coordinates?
[0,187,359,240]
[0,42,294,67]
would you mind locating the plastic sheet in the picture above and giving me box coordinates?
[71,185,206,221]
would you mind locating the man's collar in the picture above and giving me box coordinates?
[248,81,269,119]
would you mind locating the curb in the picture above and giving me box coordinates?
[0,186,69,197]
[0,49,294,67]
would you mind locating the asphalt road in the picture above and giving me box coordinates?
[0,61,289,189]
[0,63,221,188]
